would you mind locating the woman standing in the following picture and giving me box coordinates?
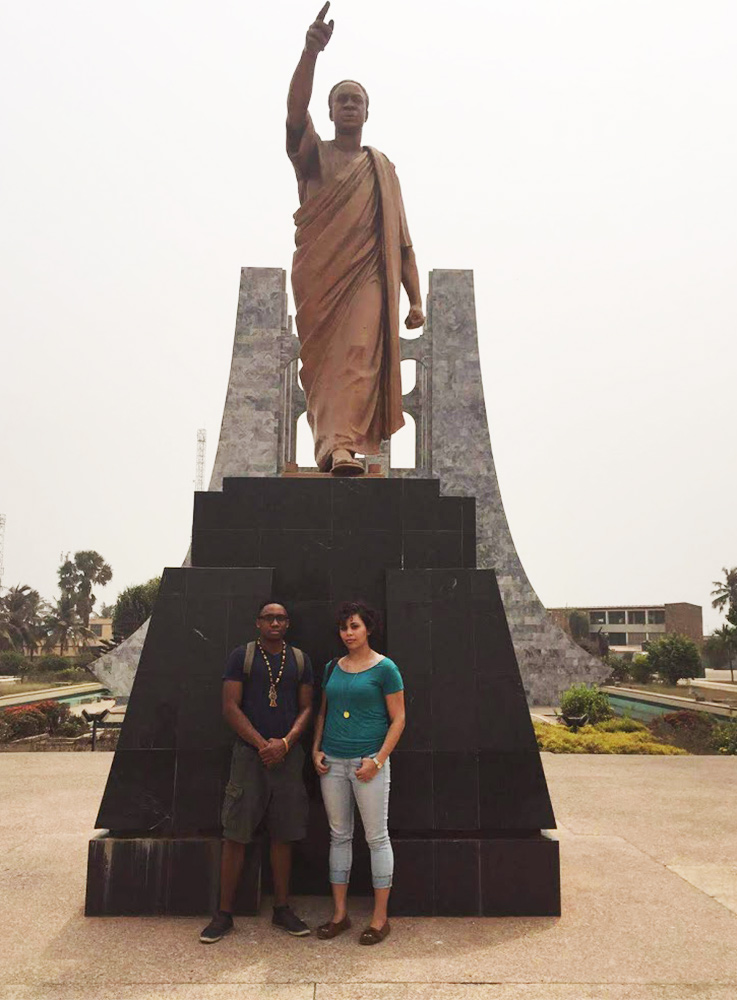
[312,600,405,944]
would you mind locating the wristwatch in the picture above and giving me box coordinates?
[372,757,383,770]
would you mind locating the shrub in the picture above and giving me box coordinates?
[0,716,13,743]
[606,657,631,684]
[559,683,612,724]
[630,654,655,684]
[595,717,648,733]
[0,651,30,676]
[29,655,74,676]
[712,721,737,755]
[647,634,702,685]
[534,722,685,755]
[3,706,47,738]
[55,667,91,683]
[55,716,89,737]
[649,710,715,754]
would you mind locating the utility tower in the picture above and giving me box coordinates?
[195,430,207,492]
[0,514,6,591]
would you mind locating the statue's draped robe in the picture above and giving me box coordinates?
[288,115,412,471]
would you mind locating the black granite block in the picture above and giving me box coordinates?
[332,478,401,532]
[430,632,478,752]
[176,680,232,751]
[391,839,435,915]
[191,529,260,568]
[85,835,261,916]
[460,498,477,569]
[389,752,433,830]
[258,477,333,530]
[159,568,187,596]
[184,598,229,658]
[172,747,231,833]
[330,530,402,606]
[165,838,223,915]
[479,751,556,831]
[287,601,340,680]
[401,479,442,530]
[433,752,479,831]
[385,569,432,605]
[116,680,181,750]
[435,840,481,915]
[96,749,176,833]
[403,531,464,570]
[261,529,333,602]
[480,835,560,916]
[185,567,272,599]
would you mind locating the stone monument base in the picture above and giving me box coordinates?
[85,830,559,917]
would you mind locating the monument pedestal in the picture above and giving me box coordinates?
[86,477,560,917]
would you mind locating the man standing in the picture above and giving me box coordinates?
[200,601,313,943]
[287,2,425,476]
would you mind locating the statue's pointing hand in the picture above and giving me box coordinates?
[306,2,334,54]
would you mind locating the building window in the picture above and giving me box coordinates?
[628,610,646,625]
[608,610,626,625]
[606,632,627,645]
[647,610,665,625]
[590,611,606,625]
[628,632,647,647]
[90,624,103,637]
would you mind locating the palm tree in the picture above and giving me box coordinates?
[711,567,737,616]
[43,594,93,657]
[57,550,113,628]
[0,585,43,654]
[707,625,737,683]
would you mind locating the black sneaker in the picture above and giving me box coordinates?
[272,905,310,936]
[199,910,234,944]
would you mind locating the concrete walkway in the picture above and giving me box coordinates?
[1,754,736,1000]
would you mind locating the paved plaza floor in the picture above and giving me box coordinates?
[1,753,736,1000]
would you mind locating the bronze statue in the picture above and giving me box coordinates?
[287,3,425,476]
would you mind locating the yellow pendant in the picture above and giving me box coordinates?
[343,711,350,719]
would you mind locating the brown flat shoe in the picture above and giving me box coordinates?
[317,915,352,940]
[359,921,391,945]
[330,449,364,477]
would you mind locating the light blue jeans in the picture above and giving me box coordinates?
[320,755,393,889]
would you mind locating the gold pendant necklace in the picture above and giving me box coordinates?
[258,640,286,708]
[342,668,359,719]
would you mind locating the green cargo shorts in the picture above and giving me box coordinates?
[221,740,308,845]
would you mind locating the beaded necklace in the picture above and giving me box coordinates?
[258,639,286,708]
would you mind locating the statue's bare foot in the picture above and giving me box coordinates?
[330,449,364,477]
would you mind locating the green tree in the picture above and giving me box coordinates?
[647,633,702,685]
[112,577,161,642]
[711,567,737,616]
[58,551,113,627]
[42,594,93,657]
[568,610,590,643]
[704,626,737,683]
[0,585,44,654]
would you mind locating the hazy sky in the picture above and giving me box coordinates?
[1,1,735,632]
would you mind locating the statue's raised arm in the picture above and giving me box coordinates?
[287,3,334,134]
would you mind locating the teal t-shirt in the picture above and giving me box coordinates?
[322,657,404,759]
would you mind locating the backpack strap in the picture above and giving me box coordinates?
[291,646,305,683]
[242,641,256,680]
[243,641,305,682]
[324,657,338,687]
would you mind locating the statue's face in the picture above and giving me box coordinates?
[330,82,368,130]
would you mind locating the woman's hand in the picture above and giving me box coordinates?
[313,749,330,775]
[355,758,379,783]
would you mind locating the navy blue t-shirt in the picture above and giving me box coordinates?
[222,644,313,740]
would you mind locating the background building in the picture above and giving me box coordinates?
[547,604,703,654]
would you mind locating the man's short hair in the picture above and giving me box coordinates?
[328,79,370,112]
[256,599,290,618]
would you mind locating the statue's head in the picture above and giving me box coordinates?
[328,80,369,130]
